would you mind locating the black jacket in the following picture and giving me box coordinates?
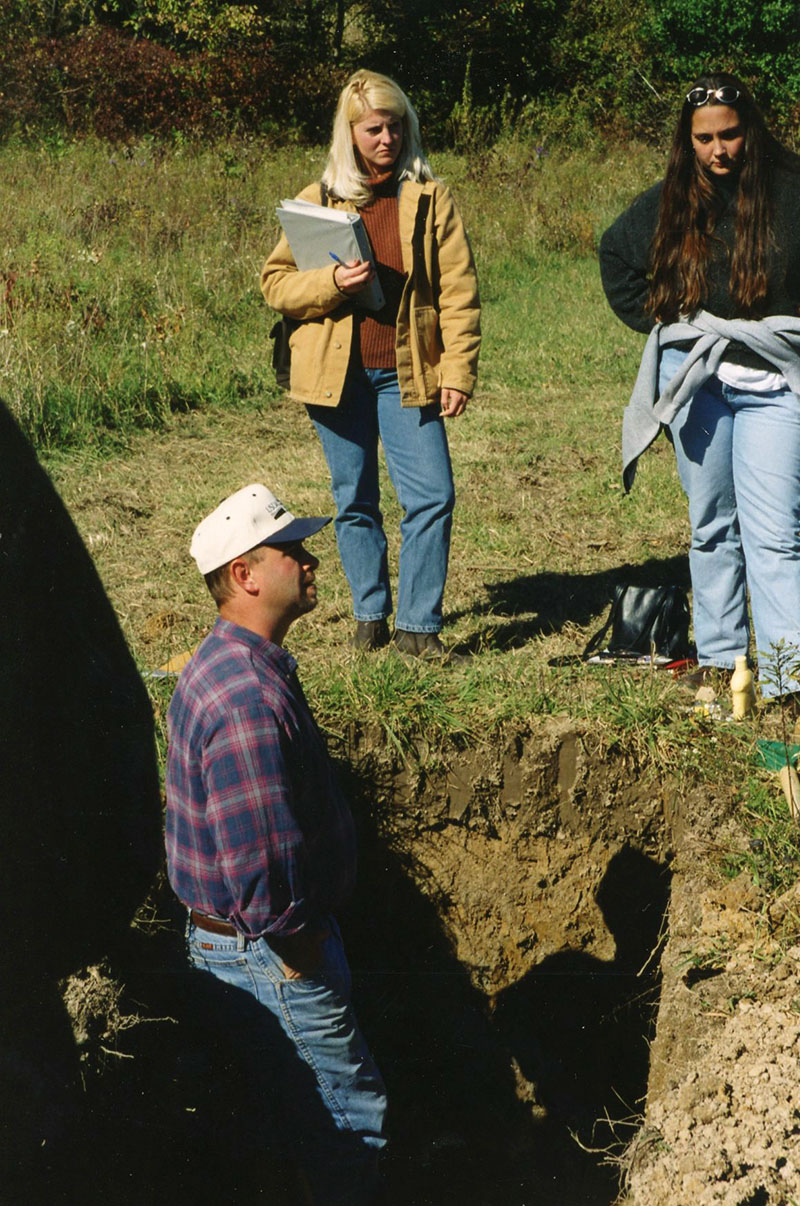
[598,164,800,334]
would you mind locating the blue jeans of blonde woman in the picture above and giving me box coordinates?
[187,915,387,1205]
[660,345,800,694]
[308,366,455,634]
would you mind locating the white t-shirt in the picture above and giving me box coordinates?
[716,358,787,392]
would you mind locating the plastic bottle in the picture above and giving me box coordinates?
[730,655,755,720]
[778,764,800,820]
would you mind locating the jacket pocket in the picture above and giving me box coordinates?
[289,319,341,404]
[411,306,442,396]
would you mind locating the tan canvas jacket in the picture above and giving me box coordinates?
[261,179,481,408]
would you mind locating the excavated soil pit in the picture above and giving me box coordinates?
[338,716,674,1204]
[16,718,675,1205]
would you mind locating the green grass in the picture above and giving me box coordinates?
[303,645,561,756]
[0,138,326,446]
[0,135,660,448]
[724,772,800,898]
[8,133,797,903]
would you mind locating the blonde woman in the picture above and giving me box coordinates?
[262,69,480,658]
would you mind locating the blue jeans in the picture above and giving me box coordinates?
[661,346,800,694]
[187,915,387,1204]
[308,367,455,633]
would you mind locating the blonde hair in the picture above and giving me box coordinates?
[322,69,435,205]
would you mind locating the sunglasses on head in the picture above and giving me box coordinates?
[686,86,740,107]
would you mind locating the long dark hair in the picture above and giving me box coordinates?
[647,71,789,322]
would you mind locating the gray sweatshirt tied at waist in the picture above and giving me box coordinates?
[622,311,800,491]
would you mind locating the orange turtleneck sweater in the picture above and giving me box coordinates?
[356,172,406,369]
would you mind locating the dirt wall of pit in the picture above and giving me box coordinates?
[623,786,800,1206]
[335,717,674,1202]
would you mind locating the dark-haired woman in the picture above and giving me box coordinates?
[599,73,800,697]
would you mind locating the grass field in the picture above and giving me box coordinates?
[4,134,797,874]
[7,136,800,1206]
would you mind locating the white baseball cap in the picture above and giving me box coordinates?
[190,484,331,574]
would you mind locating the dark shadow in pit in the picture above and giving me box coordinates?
[493,847,672,1176]
[82,911,366,1205]
[60,740,670,1204]
[336,751,535,1205]
[447,555,691,651]
[0,399,162,1200]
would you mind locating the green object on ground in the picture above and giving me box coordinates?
[755,740,800,771]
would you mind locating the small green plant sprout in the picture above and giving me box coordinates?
[758,639,800,712]
[757,641,800,822]
[724,777,800,894]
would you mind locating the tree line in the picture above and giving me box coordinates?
[2,0,799,144]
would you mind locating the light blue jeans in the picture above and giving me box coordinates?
[187,915,387,1204]
[661,346,800,694]
[308,367,455,633]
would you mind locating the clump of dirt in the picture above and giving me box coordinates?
[62,963,127,1050]
[632,997,800,1204]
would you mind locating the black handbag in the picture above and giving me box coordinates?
[269,181,329,390]
[582,583,692,662]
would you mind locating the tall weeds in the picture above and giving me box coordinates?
[1,135,661,449]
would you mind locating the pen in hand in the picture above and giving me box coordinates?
[330,251,371,270]
[330,252,375,297]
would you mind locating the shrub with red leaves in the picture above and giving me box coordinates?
[0,26,341,142]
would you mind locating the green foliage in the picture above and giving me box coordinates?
[110,0,358,61]
[546,0,669,142]
[0,0,98,39]
[2,0,800,144]
[724,776,800,896]
[362,0,567,143]
[643,0,800,134]
[108,0,273,51]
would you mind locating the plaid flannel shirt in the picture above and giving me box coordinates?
[165,618,356,937]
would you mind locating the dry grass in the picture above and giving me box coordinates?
[43,367,686,677]
[42,303,692,759]
[15,134,704,759]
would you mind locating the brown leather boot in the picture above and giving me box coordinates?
[391,629,467,663]
[352,619,390,651]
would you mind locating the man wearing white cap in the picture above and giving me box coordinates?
[165,484,387,1204]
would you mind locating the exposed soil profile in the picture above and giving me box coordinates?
[341,718,673,1205]
[10,718,799,1204]
[625,789,800,1206]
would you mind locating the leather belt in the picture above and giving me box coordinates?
[190,909,238,937]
